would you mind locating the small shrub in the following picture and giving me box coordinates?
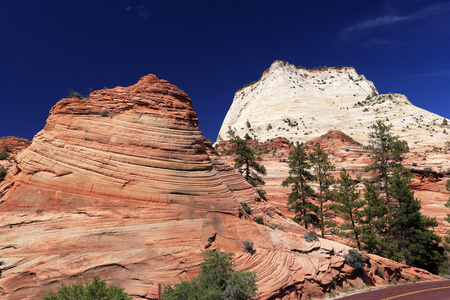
[266,211,273,217]
[345,249,366,273]
[0,167,7,182]
[244,133,251,140]
[412,163,417,167]
[68,89,83,99]
[240,202,252,215]
[255,217,264,225]
[100,111,109,117]
[267,123,272,131]
[246,119,251,129]
[257,188,267,201]
[242,240,255,254]
[42,276,131,300]
[267,224,276,230]
[303,231,319,242]
[0,151,9,160]
[375,268,384,279]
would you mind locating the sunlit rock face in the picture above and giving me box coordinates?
[217,60,448,146]
[0,75,440,300]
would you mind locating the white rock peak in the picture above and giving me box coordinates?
[217,60,448,146]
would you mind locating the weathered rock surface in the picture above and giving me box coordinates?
[0,76,441,299]
[217,60,449,146]
[0,137,31,171]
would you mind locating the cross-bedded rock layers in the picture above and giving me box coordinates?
[0,75,439,299]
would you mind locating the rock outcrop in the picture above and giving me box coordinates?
[217,60,449,146]
[0,76,441,299]
[0,137,31,172]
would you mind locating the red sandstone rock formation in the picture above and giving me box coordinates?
[0,137,31,159]
[0,76,440,300]
[0,137,31,172]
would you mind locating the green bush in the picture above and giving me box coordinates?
[242,240,255,254]
[42,276,131,300]
[0,167,7,182]
[255,217,264,225]
[0,151,9,160]
[240,202,252,215]
[68,89,83,99]
[375,268,384,279]
[303,231,319,242]
[345,249,366,273]
[162,250,257,300]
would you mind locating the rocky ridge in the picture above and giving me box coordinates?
[217,60,449,146]
[0,76,441,299]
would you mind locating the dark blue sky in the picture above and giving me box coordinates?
[1,0,449,141]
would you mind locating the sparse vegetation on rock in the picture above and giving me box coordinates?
[68,89,83,99]
[0,151,9,160]
[303,231,319,242]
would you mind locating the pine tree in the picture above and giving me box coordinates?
[365,121,408,236]
[309,143,335,238]
[443,180,450,274]
[282,142,318,229]
[389,171,445,273]
[331,168,364,250]
[360,180,390,256]
[362,121,445,273]
[227,134,267,200]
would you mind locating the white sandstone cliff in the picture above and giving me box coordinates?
[217,60,448,145]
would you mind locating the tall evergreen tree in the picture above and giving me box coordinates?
[443,180,450,274]
[365,120,409,232]
[389,171,445,273]
[362,121,445,273]
[282,142,318,229]
[331,168,364,250]
[309,143,335,238]
[360,180,390,256]
[226,134,267,200]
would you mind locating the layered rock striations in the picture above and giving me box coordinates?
[217,60,449,146]
[0,75,440,299]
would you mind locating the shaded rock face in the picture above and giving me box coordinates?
[0,76,440,299]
